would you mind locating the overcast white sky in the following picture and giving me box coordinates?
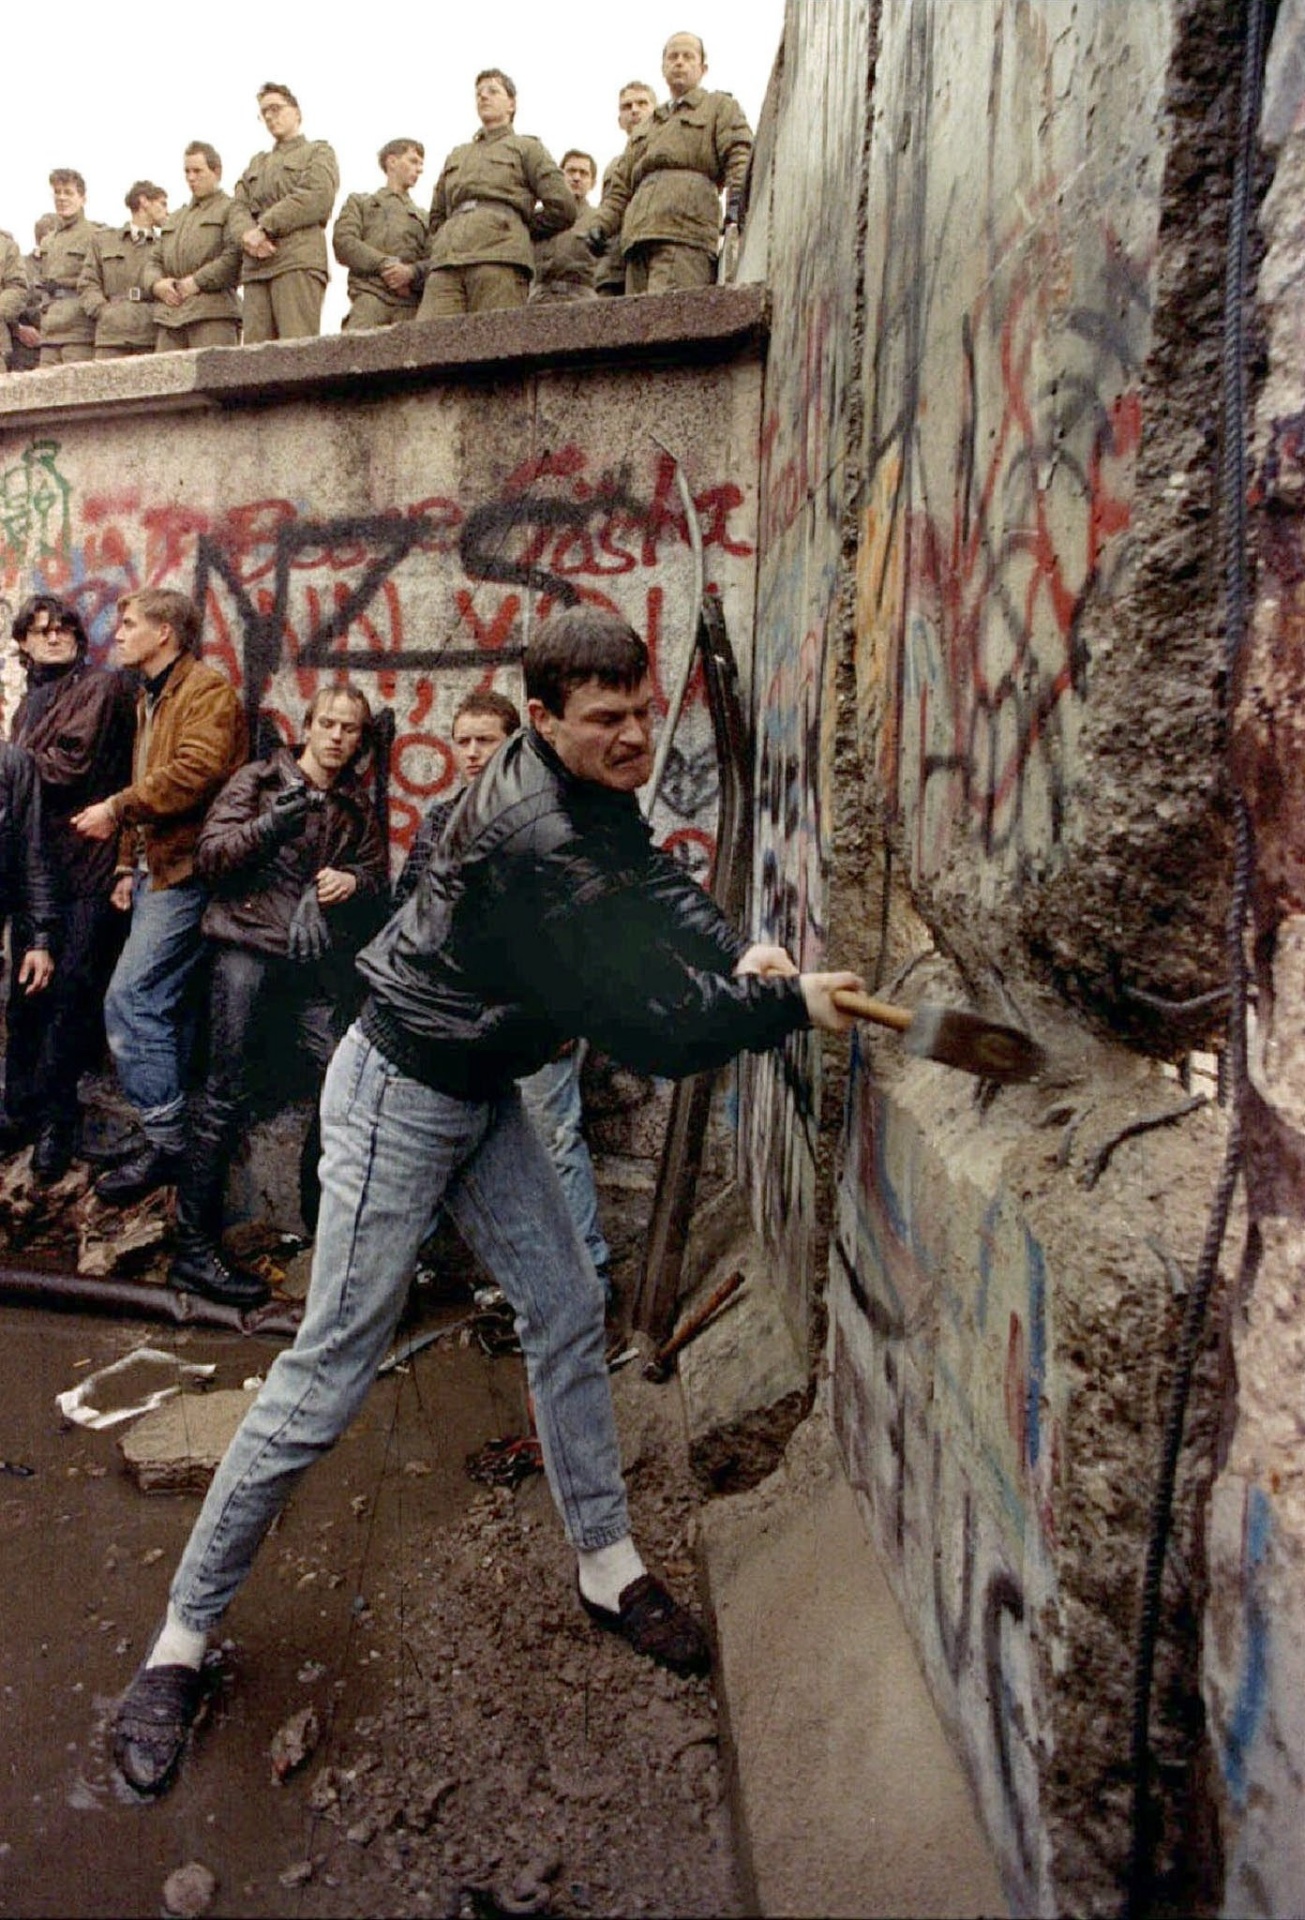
[5,0,784,331]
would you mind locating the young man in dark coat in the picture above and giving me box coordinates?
[170,683,388,1308]
[110,607,863,1798]
[4,595,135,1180]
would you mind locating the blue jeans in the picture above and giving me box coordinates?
[520,1044,612,1291]
[170,1024,628,1633]
[103,874,208,1151]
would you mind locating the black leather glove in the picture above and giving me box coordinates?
[584,225,608,258]
[258,782,315,846]
[724,193,742,229]
[287,884,333,962]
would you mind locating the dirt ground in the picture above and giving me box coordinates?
[0,1293,739,1920]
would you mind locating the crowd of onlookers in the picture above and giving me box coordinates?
[0,31,753,368]
[0,584,618,1317]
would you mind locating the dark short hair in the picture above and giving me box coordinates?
[258,81,300,108]
[452,688,521,735]
[378,137,425,169]
[560,150,597,176]
[12,593,88,655]
[185,142,222,172]
[120,588,201,654]
[619,81,657,103]
[49,169,86,195]
[303,682,373,762]
[475,67,517,102]
[125,180,166,214]
[524,609,649,718]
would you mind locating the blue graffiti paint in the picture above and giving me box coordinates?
[1222,1485,1273,1812]
[1023,1228,1047,1471]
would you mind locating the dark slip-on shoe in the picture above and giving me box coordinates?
[111,1661,207,1797]
[579,1573,712,1678]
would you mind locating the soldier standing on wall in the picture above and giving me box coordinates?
[332,140,429,332]
[37,171,100,366]
[531,150,600,302]
[152,144,243,352]
[9,215,59,371]
[79,182,169,360]
[232,82,339,343]
[594,82,659,297]
[588,32,752,295]
[415,68,575,320]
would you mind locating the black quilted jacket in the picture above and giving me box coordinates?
[358,727,806,1099]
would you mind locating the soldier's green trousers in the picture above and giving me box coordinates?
[625,243,715,295]
[242,272,326,343]
[416,264,530,320]
[155,321,241,351]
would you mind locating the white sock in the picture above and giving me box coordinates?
[577,1536,646,1612]
[145,1604,207,1672]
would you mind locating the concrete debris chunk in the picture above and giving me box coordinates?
[117,1390,251,1493]
[271,1705,320,1781]
[161,1861,217,1918]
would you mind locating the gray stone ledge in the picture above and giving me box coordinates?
[0,284,769,429]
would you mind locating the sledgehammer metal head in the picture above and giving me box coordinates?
[832,989,1045,1084]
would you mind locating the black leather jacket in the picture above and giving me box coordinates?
[197,746,388,957]
[358,728,807,1099]
[0,743,58,947]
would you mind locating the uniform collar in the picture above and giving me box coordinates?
[474,124,515,145]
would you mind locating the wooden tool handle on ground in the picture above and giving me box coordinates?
[832,987,914,1034]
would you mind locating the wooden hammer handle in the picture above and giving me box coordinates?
[832,987,915,1034]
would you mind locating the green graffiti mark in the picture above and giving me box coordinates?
[0,439,72,578]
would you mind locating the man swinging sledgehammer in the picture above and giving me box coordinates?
[110,607,863,1796]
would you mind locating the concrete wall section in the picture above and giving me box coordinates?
[1209,6,1305,1910]
[851,0,1247,1037]
[0,336,761,890]
[740,0,872,1338]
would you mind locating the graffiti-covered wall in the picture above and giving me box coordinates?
[0,342,760,889]
[737,0,871,1334]
[745,1,1244,1912]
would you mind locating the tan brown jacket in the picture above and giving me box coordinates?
[332,187,428,311]
[594,88,752,257]
[79,224,160,349]
[232,134,339,283]
[427,126,574,273]
[0,231,28,357]
[110,652,248,890]
[37,213,100,347]
[152,191,242,329]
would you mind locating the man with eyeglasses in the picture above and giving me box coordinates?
[232,81,339,343]
[3,597,135,1180]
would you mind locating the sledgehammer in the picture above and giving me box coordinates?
[831,988,1045,1084]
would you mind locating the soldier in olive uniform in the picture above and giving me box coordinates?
[232,81,339,343]
[0,231,28,373]
[80,181,169,359]
[595,82,657,297]
[589,33,752,295]
[37,171,100,366]
[10,217,58,371]
[416,68,574,321]
[333,139,428,331]
[152,144,243,352]
[530,150,598,303]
